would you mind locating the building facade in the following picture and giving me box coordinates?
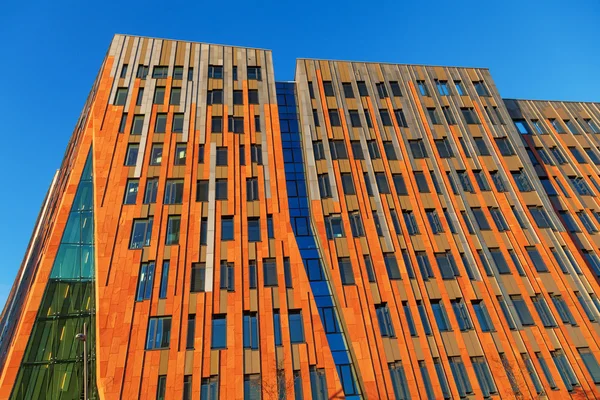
[0,34,600,399]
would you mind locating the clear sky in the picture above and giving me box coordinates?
[0,0,598,310]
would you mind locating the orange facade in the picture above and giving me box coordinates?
[0,34,600,399]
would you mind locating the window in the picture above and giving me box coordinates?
[549,146,567,164]
[435,137,454,158]
[313,141,325,160]
[457,137,471,158]
[436,251,459,279]
[389,362,411,400]
[375,303,395,338]
[165,215,181,245]
[310,367,328,400]
[444,209,457,233]
[380,109,393,126]
[151,65,168,79]
[514,119,531,134]
[472,300,494,332]
[261,257,277,287]
[452,80,465,95]
[457,170,474,192]
[551,294,577,325]
[221,217,234,241]
[158,261,169,298]
[578,348,600,383]
[363,255,377,282]
[328,109,341,126]
[114,87,128,105]
[246,177,259,201]
[206,89,223,105]
[119,113,128,133]
[462,108,479,124]
[187,67,194,81]
[124,179,139,205]
[323,81,334,96]
[451,299,473,331]
[329,140,348,159]
[211,315,227,349]
[164,179,184,204]
[215,179,228,200]
[208,65,223,79]
[135,88,144,106]
[196,180,209,202]
[250,144,262,164]
[170,86,181,106]
[141,178,157,205]
[431,300,451,331]
[390,81,402,97]
[340,173,355,195]
[130,218,153,249]
[349,212,364,237]
[153,86,165,105]
[568,146,586,163]
[471,357,497,397]
[369,82,385,100]
[364,172,373,196]
[364,140,380,160]
[317,173,332,198]
[487,248,510,274]
[247,66,262,80]
[570,176,594,196]
[512,170,534,191]
[449,357,473,398]
[401,301,417,337]
[392,174,408,195]
[325,215,344,238]
[190,262,205,293]
[185,314,196,350]
[173,143,186,165]
[227,116,244,133]
[247,218,261,242]
[136,261,155,301]
[384,253,401,280]
[584,118,600,133]
[136,64,149,79]
[427,209,444,234]
[498,296,517,330]
[403,211,419,235]
[200,218,208,245]
[146,316,171,349]
[414,171,429,193]
[248,89,259,104]
[550,118,566,133]
[393,109,408,128]
[495,137,515,156]
[535,352,558,389]
[375,172,390,193]
[351,141,364,159]
[211,116,223,133]
[337,257,355,285]
[154,113,167,133]
[353,80,367,96]
[531,119,546,134]
[219,261,234,291]
[243,312,259,350]
[339,82,354,98]
[528,206,552,229]
[474,170,491,191]
[347,109,361,127]
[216,146,228,166]
[157,375,167,400]
[585,148,600,164]
[531,294,557,327]
[417,80,429,96]
[551,349,579,389]
[288,310,305,343]
[150,144,162,165]
[511,295,535,326]
[435,80,450,96]
[560,210,581,233]
[473,80,489,96]
[409,139,428,158]
[427,108,441,124]
[489,207,509,231]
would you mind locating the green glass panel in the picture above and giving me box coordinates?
[11,149,98,399]
[62,213,81,244]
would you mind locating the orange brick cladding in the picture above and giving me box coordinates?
[0,34,599,399]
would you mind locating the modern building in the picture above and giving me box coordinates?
[0,34,600,399]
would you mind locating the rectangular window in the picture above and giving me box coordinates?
[328,109,341,126]
[216,146,228,166]
[174,143,186,165]
[403,211,419,235]
[170,86,181,106]
[323,81,334,96]
[215,179,228,200]
[389,362,411,400]
[211,315,227,349]
[435,137,454,158]
[384,253,401,280]
[338,257,355,285]
[376,303,395,338]
[196,180,209,202]
[417,80,429,96]
[473,81,489,96]
[376,82,388,98]
[325,215,344,239]
[250,144,262,165]
[247,218,261,242]
[511,295,535,326]
[186,314,196,349]
[114,87,128,105]
[130,218,153,249]
[349,212,365,237]
[471,207,491,230]
[551,294,577,325]
[531,294,557,327]
[263,258,278,287]
[427,108,441,124]
[462,108,479,124]
[246,177,259,201]
[228,116,244,133]
[310,367,329,400]
[247,66,262,80]
[436,79,450,96]
[342,82,354,98]
[340,173,355,195]
[550,118,566,133]
[219,261,234,291]
[146,316,171,350]
[124,179,139,205]
[165,215,181,245]
[512,170,534,192]
[472,300,495,332]
[409,139,428,159]
[451,298,473,331]
[190,262,205,293]
[536,352,558,389]
[136,65,149,79]
[211,116,222,133]
[154,113,167,133]
[427,209,444,234]
[431,300,451,331]
[150,144,163,165]
[221,217,234,241]
[142,178,158,204]
[551,349,579,388]
[207,65,223,79]
[164,179,184,204]
[156,375,167,400]
[136,261,155,301]
[471,356,497,397]
[206,89,223,105]
[248,89,259,104]
[578,348,600,383]
[449,357,473,397]
[490,207,509,231]
[289,310,305,343]
[243,312,259,350]
[329,140,348,159]
[394,109,408,127]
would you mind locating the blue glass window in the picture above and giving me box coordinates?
[243,312,259,350]
[136,262,155,301]
[211,315,227,349]
[146,317,172,350]
[289,311,305,343]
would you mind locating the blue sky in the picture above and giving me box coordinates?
[0,0,598,309]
